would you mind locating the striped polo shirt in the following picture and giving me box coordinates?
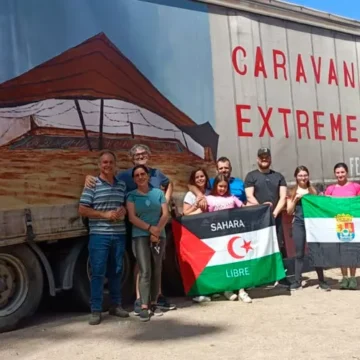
[79,176,126,235]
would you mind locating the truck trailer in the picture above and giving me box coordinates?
[1,0,360,332]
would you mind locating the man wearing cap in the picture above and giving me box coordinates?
[244,147,289,287]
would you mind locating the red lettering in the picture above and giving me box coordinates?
[313,111,326,140]
[278,108,291,138]
[295,54,307,83]
[258,106,274,137]
[344,61,355,88]
[232,46,247,75]
[330,114,342,141]
[310,56,322,84]
[346,115,358,142]
[236,104,253,137]
[272,49,287,80]
[254,47,268,78]
[328,59,339,86]
[296,110,310,139]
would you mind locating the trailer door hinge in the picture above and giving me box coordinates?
[24,208,35,242]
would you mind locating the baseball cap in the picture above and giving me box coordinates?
[257,147,271,157]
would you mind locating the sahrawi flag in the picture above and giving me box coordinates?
[302,195,360,267]
[172,205,285,295]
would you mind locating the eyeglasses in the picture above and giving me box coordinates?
[134,172,147,178]
[133,152,149,160]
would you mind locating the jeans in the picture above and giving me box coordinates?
[292,220,324,283]
[133,236,165,306]
[88,233,126,312]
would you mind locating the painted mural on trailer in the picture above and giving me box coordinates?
[0,0,217,210]
[2,0,360,212]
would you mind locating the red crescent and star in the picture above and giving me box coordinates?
[227,236,253,259]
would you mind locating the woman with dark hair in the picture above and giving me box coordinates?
[183,168,210,216]
[287,166,330,291]
[182,168,211,302]
[324,162,360,290]
[206,174,243,212]
[205,175,252,303]
[126,165,169,321]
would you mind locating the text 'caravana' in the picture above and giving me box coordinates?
[232,45,356,89]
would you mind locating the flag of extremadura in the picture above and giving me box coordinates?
[172,205,286,296]
[303,195,360,267]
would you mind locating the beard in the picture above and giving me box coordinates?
[219,172,230,179]
[258,162,270,170]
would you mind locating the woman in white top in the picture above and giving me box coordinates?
[183,168,210,216]
[183,167,211,303]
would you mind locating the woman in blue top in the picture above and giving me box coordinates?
[126,165,169,322]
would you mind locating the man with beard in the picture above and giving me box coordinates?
[188,156,246,210]
[84,144,176,314]
[244,147,290,287]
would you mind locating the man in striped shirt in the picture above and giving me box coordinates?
[79,151,129,325]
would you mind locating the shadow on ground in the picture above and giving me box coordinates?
[0,296,223,343]
[0,311,225,349]
[126,317,223,342]
[248,285,292,299]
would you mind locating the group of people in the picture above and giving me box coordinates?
[79,144,176,324]
[78,143,358,325]
[288,162,360,291]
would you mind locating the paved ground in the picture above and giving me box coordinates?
[1,269,360,360]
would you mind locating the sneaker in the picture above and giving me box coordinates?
[89,312,102,325]
[238,291,252,303]
[290,281,302,291]
[339,277,349,289]
[193,296,211,303]
[150,305,163,316]
[318,281,331,291]
[224,291,238,301]
[157,295,177,310]
[348,277,357,290]
[109,305,129,318]
[134,298,141,316]
[139,308,150,322]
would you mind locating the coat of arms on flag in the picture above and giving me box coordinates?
[171,205,286,296]
[303,195,360,267]
[336,214,355,242]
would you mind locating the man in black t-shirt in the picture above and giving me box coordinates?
[244,147,290,288]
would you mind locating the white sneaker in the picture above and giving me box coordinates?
[238,291,252,303]
[193,296,211,303]
[224,291,238,301]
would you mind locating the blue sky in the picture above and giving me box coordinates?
[291,0,360,20]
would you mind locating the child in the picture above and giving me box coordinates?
[206,175,252,304]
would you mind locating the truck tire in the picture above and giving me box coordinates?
[0,244,43,333]
[72,246,134,311]
[162,224,184,296]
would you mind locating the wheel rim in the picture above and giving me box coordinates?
[0,254,29,316]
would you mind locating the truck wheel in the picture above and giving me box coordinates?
[72,246,133,311]
[162,224,184,296]
[0,245,43,333]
